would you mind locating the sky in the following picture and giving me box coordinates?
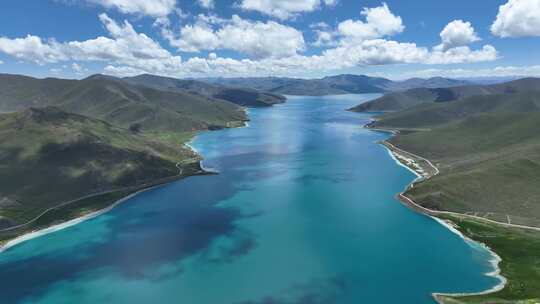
[0,0,539,80]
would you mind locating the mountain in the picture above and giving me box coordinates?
[123,74,286,107]
[387,112,540,227]
[350,78,540,112]
[365,79,540,227]
[383,77,471,91]
[0,107,200,229]
[0,73,247,133]
[369,91,540,129]
[201,75,470,96]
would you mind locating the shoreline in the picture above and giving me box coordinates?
[369,124,508,302]
[0,186,154,253]
[0,114,252,253]
[0,154,212,254]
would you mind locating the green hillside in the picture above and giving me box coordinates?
[388,112,540,226]
[124,74,286,107]
[351,78,540,112]
[369,91,540,129]
[0,107,199,230]
[0,73,248,133]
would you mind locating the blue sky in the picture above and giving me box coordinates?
[0,0,539,79]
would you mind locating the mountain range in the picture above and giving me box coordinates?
[350,77,540,113]
[200,74,472,95]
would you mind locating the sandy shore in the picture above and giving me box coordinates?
[0,187,154,253]
[372,125,508,302]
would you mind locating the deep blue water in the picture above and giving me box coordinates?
[0,94,499,303]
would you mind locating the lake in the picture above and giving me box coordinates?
[0,94,500,303]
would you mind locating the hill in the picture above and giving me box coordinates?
[123,74,286,107]
[201,75,470,96]
[0,107,200,230]
[387,112,540,227]
[351,77,540,112]
[366,84,540,226]
[369,91,540,129]
[383,77,471,91]
[0,73,247,133]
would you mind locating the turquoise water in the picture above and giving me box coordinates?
[0,95,500,303]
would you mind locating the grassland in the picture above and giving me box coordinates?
[387,112,540,227]
[0,107,202,232]
[0,73,248,133]
[435,215,540,304]
[351,78,540,113]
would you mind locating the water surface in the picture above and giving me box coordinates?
[0,94,499,303]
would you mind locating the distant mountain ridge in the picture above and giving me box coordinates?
[123,74,286,107]
[350,77,540,113]
[200,75,472,96]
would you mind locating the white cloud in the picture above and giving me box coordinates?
[86,0,176,17]
[491,0,540,37]
[165,15,305,58]
[428,45,497,64]
[0,60,3,64]
[337,3,404,43]
[197,0,214,9]
[435,20,480,51]
[323,0,338,6]
[312,30,337,47]
[72,62,83,72]
[0,14,183,74]
[391,65,540,80]
[238,0,335,20]
[0,35,67,64]
[0,4,499,78]
[103,65,146,76]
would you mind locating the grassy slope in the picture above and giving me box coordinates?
[351,78,540,113]
[370,92,540,129]
[389,112,540,226]
[0,74,247,133]
[436,215,540,304]
[0,107,200,228]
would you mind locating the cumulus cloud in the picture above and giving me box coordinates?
[238,0,335,20]
[491,0,540,37]
[164,14,306,58]
[197,0,214,9]
[435,20,480,51]
[428,45,497,64]
[0,14,183,74]
[392,65,540,80]
[86,0,176,17]
[338,3,404,43]
[0,35,67,63]
[311,3,403,47]
[0,4,499,78]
